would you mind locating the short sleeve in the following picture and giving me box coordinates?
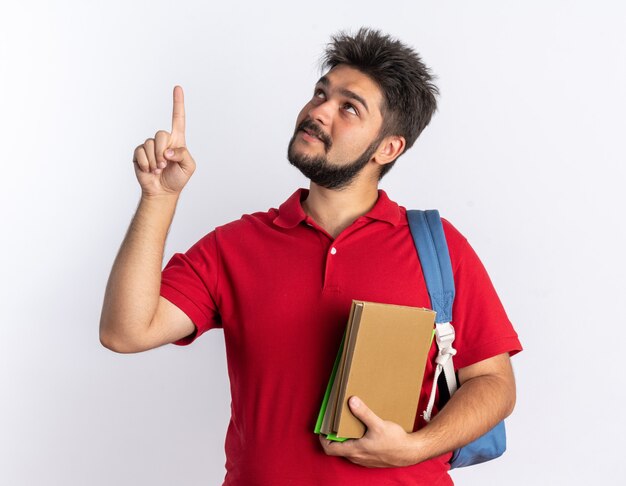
[160,231,222,345]
[442,219,523,369]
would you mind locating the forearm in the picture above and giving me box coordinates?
[99,194,179,350]
[321,353,517,468]
[408,370,516,464]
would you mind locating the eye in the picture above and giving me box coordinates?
[314,89,326,100]
[343,103,358,116]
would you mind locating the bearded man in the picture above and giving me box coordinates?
[100,28,522,485]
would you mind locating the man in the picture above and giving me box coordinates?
[100,28,522,485]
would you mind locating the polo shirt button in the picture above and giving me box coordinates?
[330,247,337,255]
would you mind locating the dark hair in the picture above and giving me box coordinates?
[322,27,439,178]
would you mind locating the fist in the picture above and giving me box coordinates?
[133,85,196,197]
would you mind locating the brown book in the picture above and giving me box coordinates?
[318,300,435,439]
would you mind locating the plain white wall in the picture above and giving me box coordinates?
[1,1,625,484]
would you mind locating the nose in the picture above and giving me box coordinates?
[307,100,333,127]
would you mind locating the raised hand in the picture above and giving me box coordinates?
[132,85,196,198]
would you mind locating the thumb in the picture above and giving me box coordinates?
[164,147,187,162]
[348,396,383,431]
[164,147,194,169]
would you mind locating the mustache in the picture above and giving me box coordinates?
[297,119,332,149]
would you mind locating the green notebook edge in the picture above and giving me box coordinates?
[314,330,349,442]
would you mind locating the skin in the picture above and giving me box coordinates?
[320,354,516,467]
[288,66,516,467]
[289,65,405,237]
[100,69,517,468]
[99,86,197,353]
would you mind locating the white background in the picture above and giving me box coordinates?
[1,1,625,484]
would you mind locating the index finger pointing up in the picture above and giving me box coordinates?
[171,85,186,141]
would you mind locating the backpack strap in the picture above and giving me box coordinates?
[407,210,458,421]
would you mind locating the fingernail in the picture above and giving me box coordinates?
[350,397,360,408]
[165,149,174,157]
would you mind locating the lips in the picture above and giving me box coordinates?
[301,128,323,142]
[297,119,331,149]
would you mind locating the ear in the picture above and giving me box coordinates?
[373,135,406,167]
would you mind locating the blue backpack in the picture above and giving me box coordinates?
[407,209,506,469]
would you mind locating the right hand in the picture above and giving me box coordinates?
[133,85,196,198]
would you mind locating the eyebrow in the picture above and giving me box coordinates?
[317,75,370,113]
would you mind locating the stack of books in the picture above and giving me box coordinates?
[315,300,436,441]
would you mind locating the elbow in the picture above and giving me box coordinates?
[503,394,516,419]
[99,331,121,353]
[99,324,142,354]
[502,378,517,419]
[99,330,128,353]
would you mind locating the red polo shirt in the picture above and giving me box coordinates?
[160,188,522,486]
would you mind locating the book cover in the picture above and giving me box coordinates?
[315,300,436,440]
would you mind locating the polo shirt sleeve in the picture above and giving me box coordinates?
[160,230,222,346]
[442,219,522,369]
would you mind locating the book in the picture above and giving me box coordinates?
[315,300,436,440]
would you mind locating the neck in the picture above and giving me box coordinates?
[302,181,380,239]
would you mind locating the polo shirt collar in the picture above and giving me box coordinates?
[272,188,402,229]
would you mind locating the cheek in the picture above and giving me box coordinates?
[332,126,373,152]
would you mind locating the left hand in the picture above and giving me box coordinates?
[319,396,420,468]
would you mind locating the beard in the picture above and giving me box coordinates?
[287,121,382,190]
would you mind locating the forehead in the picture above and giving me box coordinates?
[317,64,384,115]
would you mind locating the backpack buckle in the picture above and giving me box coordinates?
[435,322,456,350]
